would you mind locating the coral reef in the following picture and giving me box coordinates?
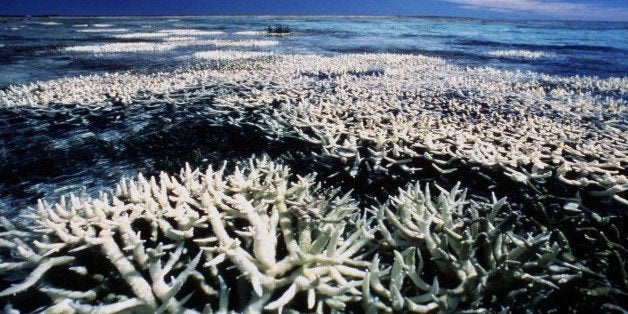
[157,29,224,36]
[235,31,265,36]
[76,28,130,33]
[112,32,171,39]
[370,183,579,312]
[111,30,223,39]
[193,51,274,61]
[0,157,577,312]
[0,158,372,312]
[64,42,182,53]
[487,49,554,60]
[0,52,625,312]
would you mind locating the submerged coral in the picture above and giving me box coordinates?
[193,50,274,61]
[0,158,374,312]
[487,49,555,60]
[4,54,623,205]
[0,52,625,312]
[0,157,579,312]
[370,183,579,312]
[64,42,181,53]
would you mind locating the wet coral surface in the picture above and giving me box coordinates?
[0,52,626,312]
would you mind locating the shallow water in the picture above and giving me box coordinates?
[0,16,626,88]
[0,16,627,212]
[0,16,626,313]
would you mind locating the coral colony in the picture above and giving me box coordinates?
[0,32,626,313]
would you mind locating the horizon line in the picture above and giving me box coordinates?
[1,13,626,23]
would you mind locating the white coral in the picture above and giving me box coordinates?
[0,157,375,312]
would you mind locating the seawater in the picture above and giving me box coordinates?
[0,16,627,88]
[0,15,626,213]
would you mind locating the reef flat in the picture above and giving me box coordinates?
[0,53,626,312]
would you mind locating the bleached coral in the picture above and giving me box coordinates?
[487,49,554,60]
[76,28,130,33]
[115,27,224,37]
[194,39,280,48]
[193,50,274,61]
[235,31,265,36]
[64,42,180,53]
[0,156,581,312]
[157,29,224,36]
[0,157,377,312]
[112,32,170,39]
[0,53,625,206]
[33,21,61,26]
[64,38,278,54]
[368,182,578,312]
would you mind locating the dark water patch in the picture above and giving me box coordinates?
[0,43,68,61]
[509,20,628,31]
[454,39,506,48]
[0,34,25,41]
[65,58,139,73]
[538,59,627,78]
[74,35,166,44]
[327,46,381,54]
[328,45,475,59]
[397,33,420,38]
[298,28,357,39]
[398,33,459,40]
[65,56,179,74]
[0,102,277,213]
[455,38,625,53]
[553,44,626,53]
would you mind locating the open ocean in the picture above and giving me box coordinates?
[1,16,627,89]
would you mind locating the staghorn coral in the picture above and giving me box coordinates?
[10,53,614,207]
[225,54,627,207]
[368,182,580,312]
[0,156,581,312]
[0,52,624,311]
[0,157,376,312]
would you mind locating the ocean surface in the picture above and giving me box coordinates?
[0,15,627,213]
[0,15,627,88]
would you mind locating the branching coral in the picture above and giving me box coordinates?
[0,52,624,312]
[0,157,581,312]
[0,157,375,312]
[365,182,579,312]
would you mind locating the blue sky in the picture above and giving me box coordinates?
[1,0,627,21]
